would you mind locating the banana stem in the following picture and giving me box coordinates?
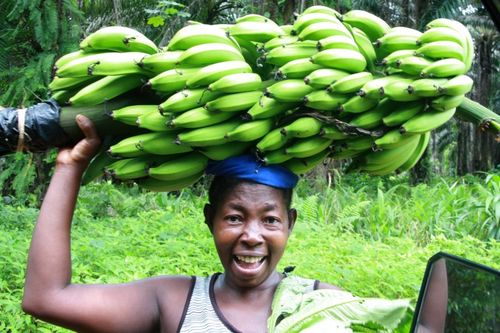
[59,97,146,141]
[456,97,500,138]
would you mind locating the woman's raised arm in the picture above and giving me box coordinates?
[21,115,184,332]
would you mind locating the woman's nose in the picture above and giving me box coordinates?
[240,220,264,246]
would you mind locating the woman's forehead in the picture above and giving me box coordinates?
[222,182,286,206]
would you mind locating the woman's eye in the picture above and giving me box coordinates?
[265,217,280,224]
[226,215,241,223]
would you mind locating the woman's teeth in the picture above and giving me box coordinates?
[236,256,264,263]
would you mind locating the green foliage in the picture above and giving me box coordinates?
[294,172,500,243]
[1,176,499,331]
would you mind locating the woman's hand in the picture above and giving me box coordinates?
[56,115,101,173]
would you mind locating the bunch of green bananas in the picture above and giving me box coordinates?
[50,7,497,191]
[50,26,159,106]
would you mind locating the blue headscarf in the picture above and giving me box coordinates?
[205,155,299,189]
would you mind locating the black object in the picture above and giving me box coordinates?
[0,99,69,155]
[482,0,500,32]
[411,252,499,332]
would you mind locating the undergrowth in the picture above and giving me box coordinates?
[0,173,498,332]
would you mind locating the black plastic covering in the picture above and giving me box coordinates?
[0,99,69,156]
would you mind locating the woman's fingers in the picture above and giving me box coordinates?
[76,114,100,143]
[71,115,101,162]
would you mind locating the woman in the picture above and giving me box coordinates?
[22,115,338,333]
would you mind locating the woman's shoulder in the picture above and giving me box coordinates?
[314,281,342,291]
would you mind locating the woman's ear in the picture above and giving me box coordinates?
[204,203,214,234]
[287,208,297,234]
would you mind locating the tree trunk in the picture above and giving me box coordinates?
[457,32,499,175]
[282,0,297,24]
[409,0,431,183]
[268,0,279,22]
[113,0,123,25]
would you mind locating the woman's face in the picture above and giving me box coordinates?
[205,182,296,289]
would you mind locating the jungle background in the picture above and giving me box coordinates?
[0,0,498,331]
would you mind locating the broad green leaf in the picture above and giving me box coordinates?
[147,16,165,28]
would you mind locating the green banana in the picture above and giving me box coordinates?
[69,74,145,106]
[381,49,416,67]
[159,88,221,114]
[139,51,183,74]
[341,95,379,113]
[343,136,375,151]
[303,5,341,17]
[281,149,330,174]
[415,41,465,61]
[420,58,466,78]
[111,105,159,126]
[285,136,333,158]
[317,35,359,52]
[298,21,351,41]
[264,43,318,67]
[198,141,252,160]
[87,52,151,76]
[374,32,420,57]
[168,106,234,129]
[351,27,378,72]
[263,35,300,51]
[440,75,473,96]
[80,26,158,54]
[82,148,115,185]
[395,56,434,76]
[108,132,165,158]
[293,12,342,33]
[263,148,292,165]
[265,80,313,103]
[167,24,238,51]
[304,90,348,112]
[147,68,199,93]
[341,10,391,42]
[310,49,367,73]
[140,132,193,155]
[409,78,448,97]
[136,172,203,192]
[205,91,263,112]
[49,76,100,91]
[320,126,350,140]
[54,50,89,70]
[51,89,77,105]
[186,60,252,88]
[349,99,394,129]
[359,134,420,171]
[397,132,431,172]
[275,58,323,80]
[401,107,456,134]
[176,119,243,147]
[304,68,350,89]
[245,96,298,120]
[328,72,373,94]
[225,118,274,142]
[208,73,262,93]
[374,129,419,149]
[236,14,277,24]
[417,27,465,48]
[229,21,285,43]
[382,101,425,127]
[358,75,412,99]
[148,152,208,181]
[330,147,364,160]
[233,37,262,72]
[55,52,122,77]
[382,81,420,102]
[256,127,290,153]
[281,117,323,138]
[137,110,172,132]
[106,155,171,180]
[177,43,244,67]
[426,18,473,71]
[430,94,465,111]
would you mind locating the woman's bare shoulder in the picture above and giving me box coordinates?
[315,281,343,291]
